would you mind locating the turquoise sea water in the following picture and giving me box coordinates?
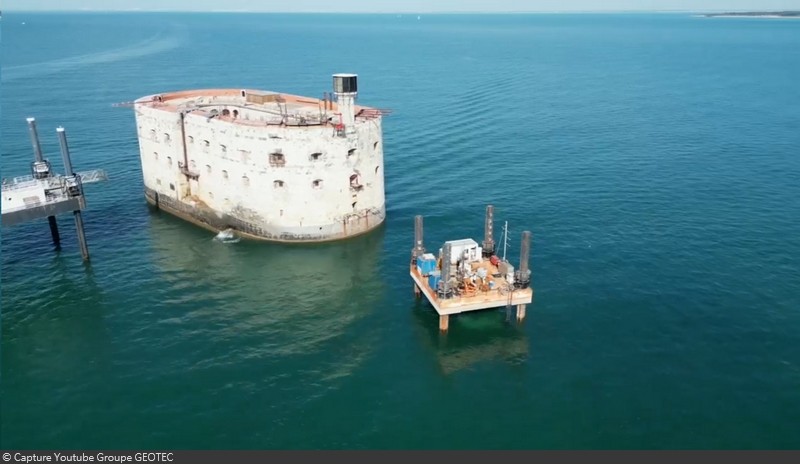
[1,12,799,449]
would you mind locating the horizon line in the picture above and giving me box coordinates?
[3,8,796,14]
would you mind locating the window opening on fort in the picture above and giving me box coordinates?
[269,152,286,167]
[350,173,362,190]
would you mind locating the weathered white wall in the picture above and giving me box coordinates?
[134,98,385,240]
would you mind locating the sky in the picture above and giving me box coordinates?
[3,0,800,12]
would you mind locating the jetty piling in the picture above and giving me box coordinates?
[56,127,90,260]
[482,205,495,257]
[27,117,62,248]
[412,214,425,297]
[516,230,532,321]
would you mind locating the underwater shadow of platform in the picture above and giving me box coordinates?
[411,305,530,375]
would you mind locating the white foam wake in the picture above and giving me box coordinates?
[2,25,186,82]
[214,228,240,244]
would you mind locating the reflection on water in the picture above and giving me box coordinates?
[412,303,530,375]
[143,210,387,380]
[2,251,113,400]
[2,208,390,448]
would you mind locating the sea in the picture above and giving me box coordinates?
[1,12,799,449]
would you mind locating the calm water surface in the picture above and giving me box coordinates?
[2,12,799,449]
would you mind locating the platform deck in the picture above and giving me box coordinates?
[410,260,533,316]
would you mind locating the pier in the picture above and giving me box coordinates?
[1,117,108,261]
[411,205,534,331]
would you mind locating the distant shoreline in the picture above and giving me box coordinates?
[701,11,800,18]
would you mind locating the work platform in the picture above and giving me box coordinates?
[410,261,533,315]
[410,205,534,331]
[1,117,108,260]
[2,169,107,226]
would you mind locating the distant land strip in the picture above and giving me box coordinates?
[703,11,800,17]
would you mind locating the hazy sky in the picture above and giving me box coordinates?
[4,0,800,12]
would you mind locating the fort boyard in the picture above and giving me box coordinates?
[131,73,387,242]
